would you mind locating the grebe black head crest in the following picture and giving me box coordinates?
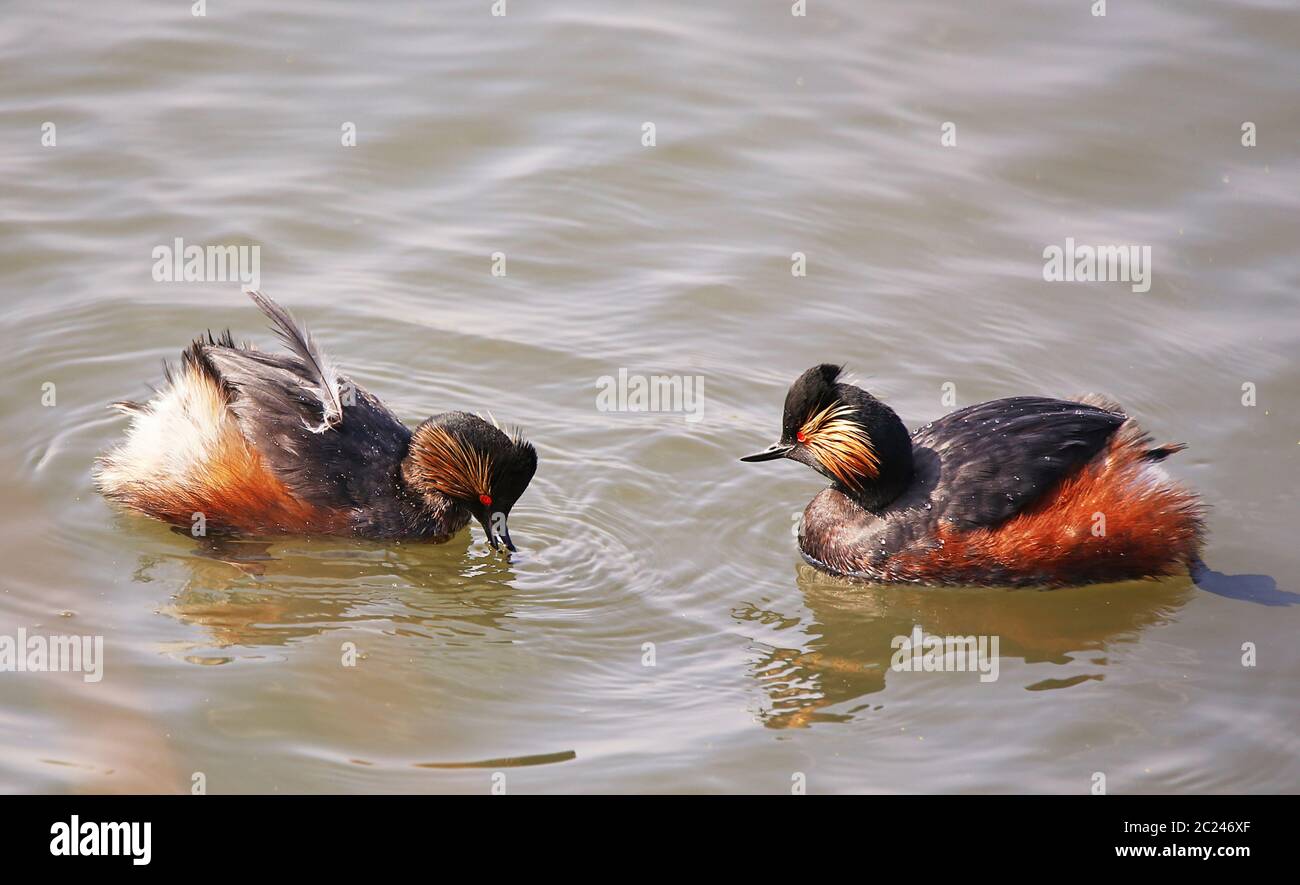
[403,411,537,551]
[741,364,913,511]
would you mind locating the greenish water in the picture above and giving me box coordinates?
[1,0,1297,793]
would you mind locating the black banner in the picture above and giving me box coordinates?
[2,794,1284,868]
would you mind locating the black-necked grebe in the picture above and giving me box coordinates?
[741,364,1204,586]
[95,291,536,550]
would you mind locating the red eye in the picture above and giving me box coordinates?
[479,494,493,507]
[796,431,807,443]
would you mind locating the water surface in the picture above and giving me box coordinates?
[1,0,1298,793]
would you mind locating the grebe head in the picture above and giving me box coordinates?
[741,364,913,511]
[403,411,537,551]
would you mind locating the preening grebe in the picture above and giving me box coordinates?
[96,291,536,550]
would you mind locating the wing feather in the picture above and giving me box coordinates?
[911,396,1126,529]
[246,290,343,432]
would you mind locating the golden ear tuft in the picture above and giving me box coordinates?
[410,425,492,500]
[798,403,880,491]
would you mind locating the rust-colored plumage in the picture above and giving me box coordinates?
[139,437,348,536]
[885,427,1204,585]
[96,357,349,535]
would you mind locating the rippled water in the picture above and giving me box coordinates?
[2,0,1298,793]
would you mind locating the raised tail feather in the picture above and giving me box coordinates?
[1144,442,1187,462]
[246,290,343,433]
[1074,392,1187,462]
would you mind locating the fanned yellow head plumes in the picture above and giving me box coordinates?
[799,402,879,491]
[408,424,493,501]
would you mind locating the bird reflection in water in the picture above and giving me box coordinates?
[131,533,520,656]
[736,563,1195,729]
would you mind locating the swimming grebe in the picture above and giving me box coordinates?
[95,291,536,550]
[741,364,1204,586]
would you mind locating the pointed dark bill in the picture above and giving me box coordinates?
[477,512,517,553]
[740,443,793,463]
